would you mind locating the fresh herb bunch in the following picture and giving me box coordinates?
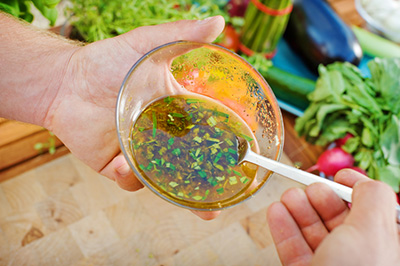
[0,0,61,25]
[295,58,400,191]
[240,0,292,55]
[68,0,230,42]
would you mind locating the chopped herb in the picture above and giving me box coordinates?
[171,113,184,117]
[186,98,204,104]
[233,169,242,177]
[130,95,256,205]
[152,111,157,138]
[214,152,223,163]
[207,116,217,127]
[164,96,173,104]
[193,136,202,143]
[169,181,179,188]
[198,170,207,178]
[207,177,218,187]
[192,195,203,201]
[216,188,224,194]
[228,148,237,155]
[216,176,225,181]
[229,176,238,185]
[239,133,254,142]
[226,139,234,146]
[240,177,249,184]
[172,148,181,156]
[202,189,210,200]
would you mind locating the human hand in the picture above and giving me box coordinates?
[267,169,400,266]
[44,16,225,220]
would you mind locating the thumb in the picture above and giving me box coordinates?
[119,16,225,54]
[347,180,397,233]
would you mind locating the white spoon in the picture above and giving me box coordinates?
[237,138,400,224]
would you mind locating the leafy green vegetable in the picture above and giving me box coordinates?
[295,58,400,192]
[68,0,230,42]
[0,0,61,25]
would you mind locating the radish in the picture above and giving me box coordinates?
[227,0,250,17]
[334,133,354,147]
[306,147,355,176]
[349,166,367,176]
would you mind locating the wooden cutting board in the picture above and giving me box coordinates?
[0,152,304,265]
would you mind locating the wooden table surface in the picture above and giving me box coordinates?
[0,0,366,265]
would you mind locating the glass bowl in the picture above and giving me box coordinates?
[355,0,400,43]
[116,41,283,211]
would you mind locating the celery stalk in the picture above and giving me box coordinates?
[352,26,400,58]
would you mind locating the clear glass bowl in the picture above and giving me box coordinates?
[116,41,283,211]
[355,0,400,43]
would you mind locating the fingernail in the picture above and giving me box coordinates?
[116,163,131,177]
[197,16,218,25]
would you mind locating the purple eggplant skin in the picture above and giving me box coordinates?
[283,0,363,73]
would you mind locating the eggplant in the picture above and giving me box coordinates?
[283,0,363,73]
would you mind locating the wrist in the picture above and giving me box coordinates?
[0,14,81,127]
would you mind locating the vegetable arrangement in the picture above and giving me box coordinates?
[0,0,61,26]
[295,58,400,192]
[68,0,231,42]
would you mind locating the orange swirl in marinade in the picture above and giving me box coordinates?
[130,95,257,205]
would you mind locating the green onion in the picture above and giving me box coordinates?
[186,99,204,104]
[198,170,207,178]
[193,136,202,143]
[233,169,242,177]
[229,176,238,185]
[169,181,179,188]
[152,111,157,138]
[239,133,254,142]
[240,177,249,184]
[206,116,217,127]
[241,0,292,55]
[172,148,181,156]
[171,113,184,118]
[192,195,203,201]
[216,188,224,194]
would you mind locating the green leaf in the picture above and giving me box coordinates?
[361,127,373,148]
[369,58,400,114]
[342,136,360,153]
[380,115,400,166]
[0,1,19,17]
[377,165,400,193]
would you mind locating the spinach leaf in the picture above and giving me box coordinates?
[380,115,400,166]
[369,58,400,114]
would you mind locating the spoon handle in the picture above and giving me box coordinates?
[245,151,400,224]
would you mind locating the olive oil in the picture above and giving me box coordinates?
[130,94,257,207]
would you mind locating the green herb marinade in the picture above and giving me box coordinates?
[130,95,257,205]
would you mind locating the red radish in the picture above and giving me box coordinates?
[227,0,250,17]
[335,133,354,147]
[349,166,367,176]
[307,147,355,176]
